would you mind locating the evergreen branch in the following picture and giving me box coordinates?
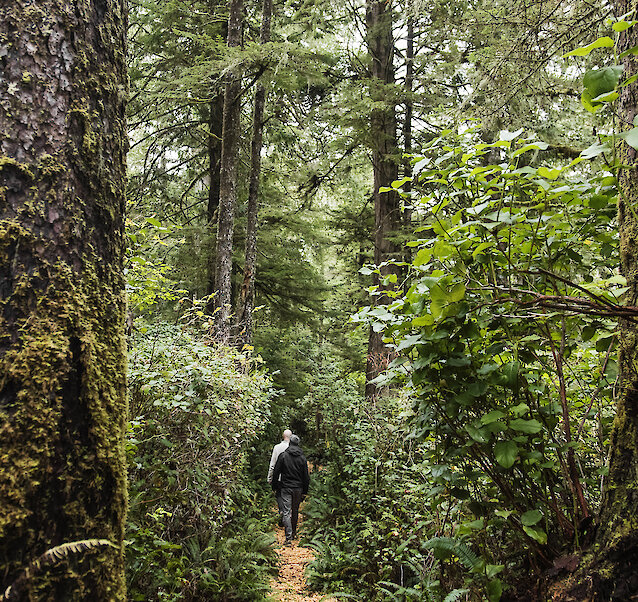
[2,539,117,601]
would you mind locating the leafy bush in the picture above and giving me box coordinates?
[352,127,618,595]
[126,320,277,601]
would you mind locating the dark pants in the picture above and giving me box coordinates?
[280,488,303,541]
[275,488,285,520]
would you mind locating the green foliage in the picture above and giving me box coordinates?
[126,320,277,600]
[354,127,618,584]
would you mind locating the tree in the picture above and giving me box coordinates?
[365,0,401,400]
[235,0,273,345]
[214,0,245,342]
[587,1,638,597]
[0,0,128,598]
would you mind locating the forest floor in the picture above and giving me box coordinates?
[268,509,337,602]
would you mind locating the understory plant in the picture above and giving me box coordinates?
[126,319,277,601]
[353,125,620,597]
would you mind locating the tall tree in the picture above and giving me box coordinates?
[587,0,638,597]
[235,0,273,346]
[0,0,128,598]
[365,0,401,399]
[214,0,245,342]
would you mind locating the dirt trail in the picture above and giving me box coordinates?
[268,511,337,602]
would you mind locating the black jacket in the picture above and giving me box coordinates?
[271,445,310,494]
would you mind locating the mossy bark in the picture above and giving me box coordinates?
[0,1,128,599]
[576,0,638,598]
[214,0,244,342]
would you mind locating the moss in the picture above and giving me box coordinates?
[0,156,35,180]
[0,256,128,599]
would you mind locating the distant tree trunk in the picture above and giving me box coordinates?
[365,0,400,401]
[235,0,272,346]
[402,10,414,268]
[583,0,638,597]
[206,91,224,308]
[214,0,244,342]
[0,0,128,598]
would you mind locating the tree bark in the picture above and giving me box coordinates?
[402,10,414,268]
[564,2,638,599]
[235,0,272,346]
[0,0,128,599]
[365,0,400,401]
[206,91,224,307]
[214,0,244,343]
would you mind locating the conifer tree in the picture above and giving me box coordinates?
[0,0,128,597]
[214,0,245,342]
[365,0,401,399]
[236,0,273,345]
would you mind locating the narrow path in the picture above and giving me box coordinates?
[268,509,337,602]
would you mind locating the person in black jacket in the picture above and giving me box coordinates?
[271,434,310,545]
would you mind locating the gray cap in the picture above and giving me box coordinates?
[289,434,300,446]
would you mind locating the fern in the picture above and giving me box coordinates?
[423,536,481,571]
[2,539,116,601]
[443,588,471,602]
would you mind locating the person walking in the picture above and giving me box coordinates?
[271,434,310,545]
[268,429,292,526]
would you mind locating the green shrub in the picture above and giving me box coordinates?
[126,320,277,601]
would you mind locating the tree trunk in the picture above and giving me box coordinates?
[235,0,272,346]
[365,0,400,401]
[585,0,638,597]
[206,92,224,308]
[214,0,244,343]
[0,0,128,599]
[402,10,414,269]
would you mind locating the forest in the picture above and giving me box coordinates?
[2,0,638,600]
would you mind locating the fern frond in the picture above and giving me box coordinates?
[2,539,116,601]
[424,536,481,571]
[443,588,471,602]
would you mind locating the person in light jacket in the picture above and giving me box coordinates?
[271,434,310,545]
[268,429,292,525]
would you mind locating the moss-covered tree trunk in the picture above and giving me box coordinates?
[365,0,400,401]
[214,0,244,343]
[0,0,128,599]
[235,0,272,346]
[584,0,638,597]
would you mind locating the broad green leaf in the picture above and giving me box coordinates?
[521,510,543,526]
[512,141,549,157]
[620,127,638,150]
[501,361,520,389]
[412,315,434,327]
[146,217,162,227]
[563,36,614,57]
[433,240,455,259]
[579,142,610,159]
[448,282,466,302]
[591,91,619,103]
[487,578,503,602]
[413,248,432,266]
[509,418,542,434]
[537,166,562,180]
[523,526,547,545]
[466,424,489,443]
[583,66,624,99]
[481,410,506,425]
[613,20,638,32]
[511,403,530,417]
[494,440,518,468]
